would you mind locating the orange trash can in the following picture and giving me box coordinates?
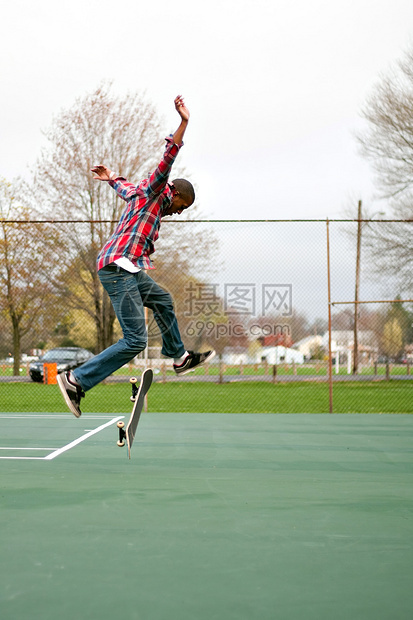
[43,363,58,385]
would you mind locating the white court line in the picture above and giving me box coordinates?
[0,416,124,461]
[0,456,46,460]
[0,447,58,450]
[0,414,69,417]
[44,416,124,460]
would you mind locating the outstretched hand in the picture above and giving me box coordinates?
[91,165,113,181]
[174,95,189,122]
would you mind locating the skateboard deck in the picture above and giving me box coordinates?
[117,368,153,459]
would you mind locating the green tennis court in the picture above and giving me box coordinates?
[1,412,412,620]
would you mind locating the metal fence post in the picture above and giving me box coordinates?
[326,218,333,414]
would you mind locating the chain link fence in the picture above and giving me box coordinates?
[1,219,412,413]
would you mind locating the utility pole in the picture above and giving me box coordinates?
[353,200,362,375]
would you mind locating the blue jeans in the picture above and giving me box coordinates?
[73,266,185,391]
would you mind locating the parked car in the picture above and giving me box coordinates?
[29,347,95,382]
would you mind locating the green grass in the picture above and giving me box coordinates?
[1,379,412,414]
[113,363,412,377]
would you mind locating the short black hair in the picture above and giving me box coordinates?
[172,178,195,206]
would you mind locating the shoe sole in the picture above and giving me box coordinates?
[176,350,216,376]
[57,373,82,418]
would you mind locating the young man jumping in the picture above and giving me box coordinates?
[58,95,215,417]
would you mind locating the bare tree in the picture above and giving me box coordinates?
[358,48,413,200]
[0,179,59,374]
[357,47,413,295]
[362,212,413,295]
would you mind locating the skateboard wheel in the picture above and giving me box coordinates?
[117,421,125,429]
[117,440,125,447]
[130,377,138,384]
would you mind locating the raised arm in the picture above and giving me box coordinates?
[172,95,189,145]
[145,96,189,196]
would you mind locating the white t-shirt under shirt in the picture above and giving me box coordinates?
[114,257,141,273]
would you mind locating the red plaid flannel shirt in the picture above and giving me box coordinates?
[96,136,182,271]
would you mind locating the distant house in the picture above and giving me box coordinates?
[292,335,323,360]
[252,345,304,365]
[222,344,305,365]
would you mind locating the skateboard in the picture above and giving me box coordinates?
[117,368,153,459]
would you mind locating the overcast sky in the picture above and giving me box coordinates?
[2,0,413,220]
